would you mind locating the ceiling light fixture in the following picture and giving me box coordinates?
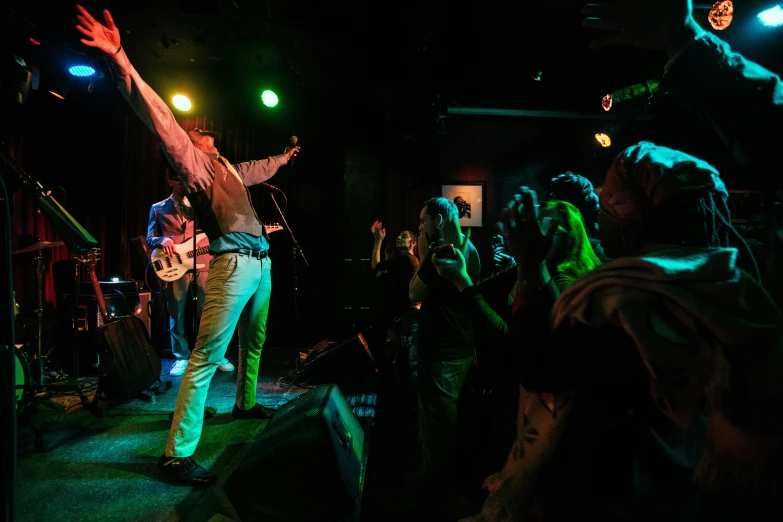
[708,1,734,30]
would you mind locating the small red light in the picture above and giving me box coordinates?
[29,37,41,45]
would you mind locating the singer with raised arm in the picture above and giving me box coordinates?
[75,5,300,486]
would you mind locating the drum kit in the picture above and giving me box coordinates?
[12,239,66,413]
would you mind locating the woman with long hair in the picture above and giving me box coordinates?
[540,199,603,290]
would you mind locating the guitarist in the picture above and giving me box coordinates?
[76,5,300,486]
[146,168,235,377]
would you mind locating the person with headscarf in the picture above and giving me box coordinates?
[463,142,783,522]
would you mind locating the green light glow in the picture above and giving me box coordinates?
[261,90,279,108]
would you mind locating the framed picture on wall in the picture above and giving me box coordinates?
[441,182,485,228]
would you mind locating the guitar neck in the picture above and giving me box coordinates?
[182,245,211,259]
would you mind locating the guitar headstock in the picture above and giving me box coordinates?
[84,248,101,270]
[77,247,101,266]
[265,222,283,234]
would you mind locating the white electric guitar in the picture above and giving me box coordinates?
[151,222,283,282]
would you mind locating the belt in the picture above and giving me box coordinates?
[219,249,268,259]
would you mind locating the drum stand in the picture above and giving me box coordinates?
[28,247,87,402]
[33,247,44,386]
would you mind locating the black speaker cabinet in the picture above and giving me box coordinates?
[224,384,366,522]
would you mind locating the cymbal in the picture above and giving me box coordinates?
[12,241,65,255]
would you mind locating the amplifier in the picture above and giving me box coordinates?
[97,290,152,335]
[64,291,152,336]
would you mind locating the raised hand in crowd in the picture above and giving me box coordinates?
[432,246,473,292]
[370,220,387,270]
[371,220,386,243]
[500,187,559,274]
[490,233,515,272]
[440,211,471,256]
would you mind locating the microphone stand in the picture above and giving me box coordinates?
[267,191,308,376]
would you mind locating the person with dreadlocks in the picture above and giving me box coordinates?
[548,171,609,262]
[463,142,783,522]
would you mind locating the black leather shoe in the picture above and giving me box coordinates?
[232,403,276,420]
[158,455,216,486]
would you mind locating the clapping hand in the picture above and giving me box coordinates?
[500,187,559,272]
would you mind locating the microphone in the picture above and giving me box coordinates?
[288,136,298,167]
[602,79,660,111]
[259,181,283,193]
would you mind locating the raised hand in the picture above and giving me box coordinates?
[370,221,386,242]
[501,187,559,272]
[440,215,460,247]
[582,0,702,58]
[75,5,121,55]
[441,214,472,258]
[432,248,472,290]
[490,233,515,271]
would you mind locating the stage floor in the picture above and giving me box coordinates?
[13,344,419,522]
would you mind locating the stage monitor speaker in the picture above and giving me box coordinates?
[301,334,377,393]
[224,384,366,522]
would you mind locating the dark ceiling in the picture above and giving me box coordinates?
[4,0,783,118]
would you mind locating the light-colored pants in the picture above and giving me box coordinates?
[165,254,272,457]
[165,271,208,360]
